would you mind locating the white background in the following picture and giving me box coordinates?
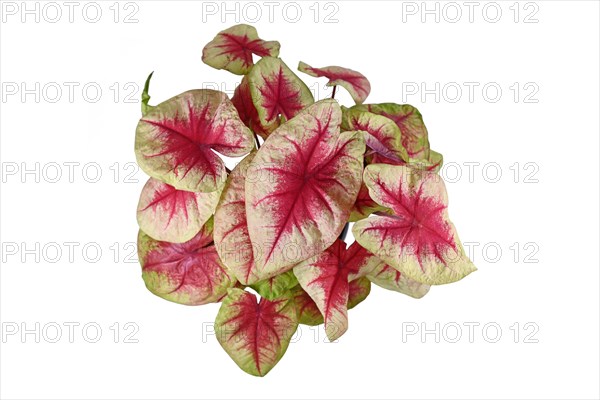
[1,1,599,399]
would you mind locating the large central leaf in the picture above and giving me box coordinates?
[215,288,298,377]
[353,164,476,285]
[293,239,379,341]
[245,99,365,279]
[135,89,254,192]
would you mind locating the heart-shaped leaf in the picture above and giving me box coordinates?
[298,61,371,104]
[245,99,365,279]
[137,177,222,243]
[292,239,379,341]
[137,220,237,305]
[215,288,298,376]
[135,89,254,192]
[367,262,430,298]
[202,24,280,75]
[248,57,314,130]
[353,164,476,285]
[351,103,430,160]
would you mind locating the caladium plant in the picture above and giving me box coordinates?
[133,24,476,376]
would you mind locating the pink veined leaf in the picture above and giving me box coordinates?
[292,239,380,341]
[298,61,371,104]
[341,107,409,163]
[202,24,280,75]
[349,183,391,222]
[231,76,279,139]
[367,262,430,299]
[137,220,237,305]
[215,288,298,377]
[347,277,371,310]
[352,164,477,285]
[351,103,430,160]
[248,57,314,130]
[213,153,259,285]
[135,89,254,193]
[245,99,365,280]
[137,177,222,243]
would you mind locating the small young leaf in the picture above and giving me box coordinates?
[137,177,222,243]
[202,24,280,75]
[135,89,254,193]
[137,221,237,305]
[353,164,477,285]
[298,61,371,104]
[215,288,298,376]
[141,71,154,115]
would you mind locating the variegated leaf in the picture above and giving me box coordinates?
[135,89,254,192]
[215,288,297,376]
[353,164,476,285]
[246,99,365,279]
[137,220,236,305]
[202,24,280,75]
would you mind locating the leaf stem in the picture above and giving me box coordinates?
[338,222,349,241]
[331,85,337,99]
[254,132,261,149]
